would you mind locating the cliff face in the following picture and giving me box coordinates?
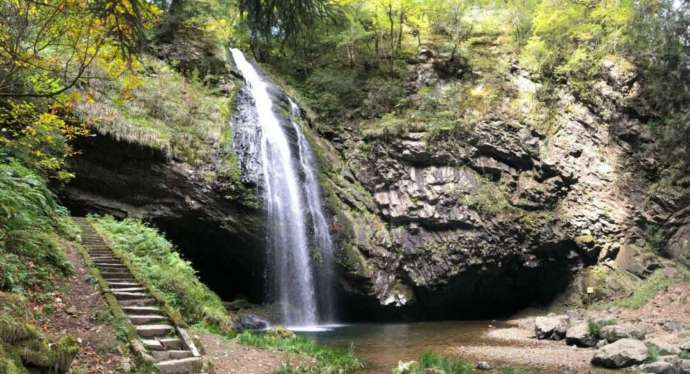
[311,55,690,319]
[58,48,688,320]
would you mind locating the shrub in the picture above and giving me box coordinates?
[587,319,616,338]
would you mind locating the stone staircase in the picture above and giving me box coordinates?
[75,218,204,373]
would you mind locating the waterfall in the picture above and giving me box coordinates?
[230,48,336,328]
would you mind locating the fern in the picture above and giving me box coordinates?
[0,159,74,293]
[0,318,37,344]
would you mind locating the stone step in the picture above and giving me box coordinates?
[91,252,114,257]
[136,324,174,338]
[155,357,203,374]
[95,263,126,268]
[120,298,157,307]
[141,338,165,351]
[109,282,142,288]
[113,291,150,300]
[128,314,168,325]
[159,338,183,350]
[96,262,126,267]
[91,257,117,262]
[97,265,128,271]
[101,270,132,276]
[102,276,137,283]
[152,350,194,362]
[122,306,162,315]
[107,287,146,293]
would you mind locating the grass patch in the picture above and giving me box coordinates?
[617,270,670,309]
[91,216,232,332]
[645,344,660,363]
[394,352,530,374]
[587,319,616,337]
[236,330,363,373]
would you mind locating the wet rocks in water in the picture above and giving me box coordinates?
[591,338,649,368]
[565,322,596,347]
[639,361,676,374]
[535,315,569,340]
[600,324,646,342]
[234,314,269,331]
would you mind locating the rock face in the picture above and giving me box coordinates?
[535,315,570,340]
[310,56,689,319]
[59,135,265,302]
[565,322,596,347]
[591,338,649,368]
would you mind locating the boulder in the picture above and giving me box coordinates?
[668,222,690,267]
[535,315,569,340]
[565,322,597,347]
[640,361,676,374]
[234,314,269,331]
[679,359,690,374]
[591,338,649,368]
[600,324,646,342]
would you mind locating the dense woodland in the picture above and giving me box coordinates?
[1,0,689,373]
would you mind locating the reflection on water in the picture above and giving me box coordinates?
[297,321,501,373]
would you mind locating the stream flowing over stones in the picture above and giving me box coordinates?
[230,48,337,327]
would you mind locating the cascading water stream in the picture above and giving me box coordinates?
[230,48,336,328]
[288,99,336,323]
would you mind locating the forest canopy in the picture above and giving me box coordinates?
[0,0,688,179]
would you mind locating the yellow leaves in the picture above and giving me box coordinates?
[0,98,88,180]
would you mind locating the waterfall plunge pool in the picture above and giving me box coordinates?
[295,321,511,373]
[291,321,616,373]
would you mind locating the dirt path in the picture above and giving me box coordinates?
[38,240,126,373]
[197,332,308,374]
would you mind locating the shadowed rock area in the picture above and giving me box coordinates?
[58,134,266,302]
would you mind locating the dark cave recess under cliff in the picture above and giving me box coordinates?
[59,134,267,303]
[338,245,580,322]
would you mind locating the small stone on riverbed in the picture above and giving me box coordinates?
[476,361,491,370]
[639,361,675,374]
